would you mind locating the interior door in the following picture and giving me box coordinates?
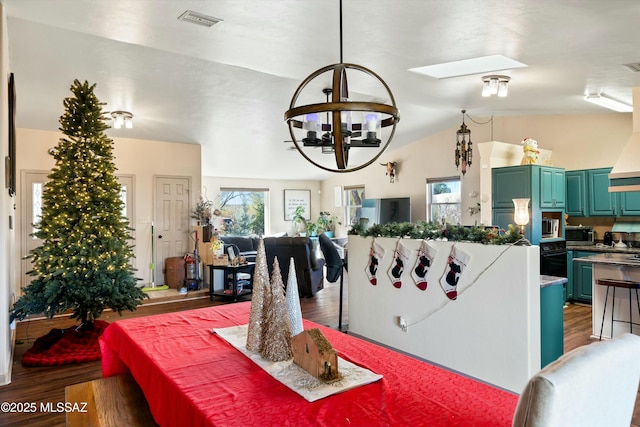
[22,171,49,287]
[154,176,191,285]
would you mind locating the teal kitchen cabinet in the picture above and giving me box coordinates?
[588,168,617,216]
[540,167,566,208]
[565,171,587,217]
[588,167,640,217]
[618,191,640,216]
[492,166,531,208]
[540,281,564,367]
[565,250,574,301]
[571,250,594,303]
[492,165,565,245]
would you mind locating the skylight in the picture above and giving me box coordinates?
[409,55,527,79]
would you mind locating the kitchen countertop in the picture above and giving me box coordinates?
[567,244,640,254]
[573,252,640,268]
[540,275,568,288]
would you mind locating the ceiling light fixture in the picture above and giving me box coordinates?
[481,75,510,97]
[584,94,632,112]
[110,111,133,129]
[177,10,223,28]
[284,0,400,173]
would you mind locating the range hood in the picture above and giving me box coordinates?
[609,87,640,192]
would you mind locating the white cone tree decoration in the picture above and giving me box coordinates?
[246,238,269,352]
[260,256,293,361]
[286,257,304,336]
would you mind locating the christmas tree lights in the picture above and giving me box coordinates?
[10,80,145,327]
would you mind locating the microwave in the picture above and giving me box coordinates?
[541,218,559,238]
[565,225,594,245]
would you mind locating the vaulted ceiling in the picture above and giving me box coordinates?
[3,0,640,180]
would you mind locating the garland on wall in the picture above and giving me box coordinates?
[348,221,523,245]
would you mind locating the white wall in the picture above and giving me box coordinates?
[0,3,14,385]
[201,176,321,236]
[348,236,540,393]
[15,128,201,289]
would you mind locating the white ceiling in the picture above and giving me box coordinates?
[3,0,640,180]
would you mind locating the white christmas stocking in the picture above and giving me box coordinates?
[439,245,470,300]
[387,240,410,289]
[365,239,385,286]
[411,240,437,291]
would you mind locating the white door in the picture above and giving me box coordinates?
[154,176,191,285]
[22,171,49,287]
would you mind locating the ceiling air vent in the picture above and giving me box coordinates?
[623,62,640,73]
[177,10,222,28]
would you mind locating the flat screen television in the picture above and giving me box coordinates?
[361,197,411,227]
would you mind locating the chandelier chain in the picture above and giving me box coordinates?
[339,0,343,63]
[464,112,494,140]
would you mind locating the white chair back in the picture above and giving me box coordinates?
[512,333,640,427]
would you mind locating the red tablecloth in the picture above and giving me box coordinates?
[100,302,517,427]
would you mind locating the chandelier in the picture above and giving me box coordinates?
[110,111,133,129]
[284,0,400,173]
[455,110,473,175]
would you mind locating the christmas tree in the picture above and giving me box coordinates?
[246,238,269,352]
[10,80,146,327]
[260,256,293,362]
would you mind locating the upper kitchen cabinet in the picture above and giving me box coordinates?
[618,190,640,216]
[587,167,640,217]
[492,165,565,209]
[540,167,566,208]
[565,170,587,217]
[588,167,617,216]
[492,166,532,208]
[492,165,565,244]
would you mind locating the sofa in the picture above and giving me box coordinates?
[263,236,325,297]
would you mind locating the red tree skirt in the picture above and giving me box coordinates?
[22,320,109,367]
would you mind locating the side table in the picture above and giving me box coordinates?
[208,262,255,302]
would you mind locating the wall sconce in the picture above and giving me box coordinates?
[481,75,510,97]
[110,111,133,129]
[513,198,531,245]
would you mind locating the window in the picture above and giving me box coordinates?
[219,189,269,236]
[344,186,365,227]
[427,177,461,225]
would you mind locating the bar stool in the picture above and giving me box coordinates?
[596,278,640,340]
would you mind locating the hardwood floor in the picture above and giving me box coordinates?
[0,276,637,426]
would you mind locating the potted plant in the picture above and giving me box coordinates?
[291,205,308,237]
[306,222,317,237]
[191,195,220,242]
[192,195,214,225]
[315,211,341,238]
